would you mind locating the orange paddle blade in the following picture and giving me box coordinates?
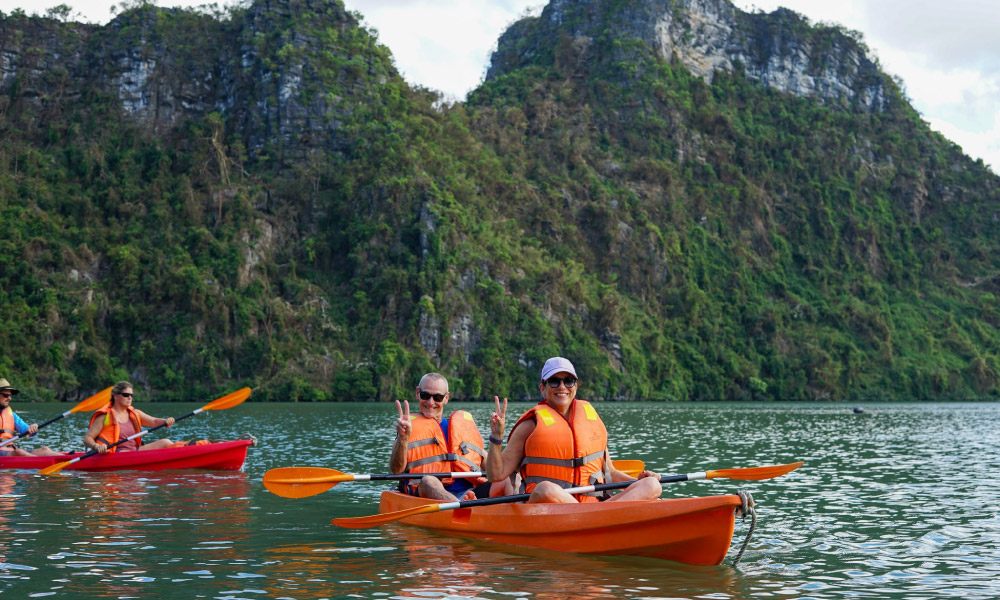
[70,387,113,413]
[705,461,804,480]
[263,467,352,498]
[612,459,644,478]
[203,387,252,411]
[332,503,442,529]
[38,459,73,476]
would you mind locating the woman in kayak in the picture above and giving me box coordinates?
[82,381,175,453]
[486,356,662,504]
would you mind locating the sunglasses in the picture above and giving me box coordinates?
[545,377,578,388]
[418,390,446,402]
[117,392,134,398]
[0,392,11,398]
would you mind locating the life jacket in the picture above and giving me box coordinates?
[511,399,610,502]
[89,404,143,452]
[401,411,488,495]
[0,407,18,440]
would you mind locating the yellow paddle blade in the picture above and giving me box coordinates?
[612,459,644,478]
[705,461,804,480]
[263,467,353,498]
[203,387,252,411]
[70,387,113,413]
[332,503,443,529]
[38,459,73,476]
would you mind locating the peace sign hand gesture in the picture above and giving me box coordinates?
[394,399,412,440]
[490,396,507,440]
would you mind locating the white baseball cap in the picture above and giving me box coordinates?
[540,357,577,381]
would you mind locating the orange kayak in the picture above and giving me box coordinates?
[378,490,743,566]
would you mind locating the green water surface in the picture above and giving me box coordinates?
[1,401,998,599]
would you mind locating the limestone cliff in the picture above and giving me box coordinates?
[1,0,394,159]
[488,0,887,112]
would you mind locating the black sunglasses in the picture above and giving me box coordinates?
[418,390,446,402]
[0,392,11,398]
[117,392,134,398]
[545,377,578,388]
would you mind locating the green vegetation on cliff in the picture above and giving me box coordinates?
[1,0,997,401]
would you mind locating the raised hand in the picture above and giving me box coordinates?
[490,396,507,439]
[395,399,412,440]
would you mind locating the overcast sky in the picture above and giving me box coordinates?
[2,0,997,173]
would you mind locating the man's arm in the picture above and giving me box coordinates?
[389,433,408,473]
[390,399,411,473]
[12,411,30,435]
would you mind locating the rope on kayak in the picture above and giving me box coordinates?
[731,489,756,567]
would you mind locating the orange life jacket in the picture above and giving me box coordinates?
[402,411,488,494]
[0,407,18,440]
[511,399,609,502]
[89,404,143,452]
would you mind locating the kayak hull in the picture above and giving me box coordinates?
[0,440,252,472]
[378,490,742,566]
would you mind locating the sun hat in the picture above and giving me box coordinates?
[540,357,577,382]
[0,378,20,395]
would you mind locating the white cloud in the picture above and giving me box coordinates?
[343,0,542,101]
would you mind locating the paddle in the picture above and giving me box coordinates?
[37,387,251,476]
[612,459,644,478]
[0,387,112,449]
[331,461,804,529]
[263,459,646,499]
[264,469,485,498]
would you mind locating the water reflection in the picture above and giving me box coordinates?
[258,524,746,600]
[6,471,253,598]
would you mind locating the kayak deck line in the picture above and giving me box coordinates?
[374,490,752,566]
[0,439,253,472]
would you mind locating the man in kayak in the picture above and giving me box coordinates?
[0,378,62,456]
[82,381,175,453]
[391,373,511,501]
[486,357,662,503]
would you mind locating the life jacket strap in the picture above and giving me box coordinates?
[459,441,486,458]
[406,437,440,450]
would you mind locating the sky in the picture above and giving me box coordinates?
[2,0,998,173]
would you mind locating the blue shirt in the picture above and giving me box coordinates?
[12,411,29,435]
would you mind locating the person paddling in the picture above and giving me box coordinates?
[0,378,61,457]
[487,356,662,504]
[82,381,175,453]
[390,373,512,501]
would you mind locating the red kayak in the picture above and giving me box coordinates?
[0,440,252,472]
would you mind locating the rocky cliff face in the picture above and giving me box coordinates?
[489,0,887,112]
[0,0,386,159]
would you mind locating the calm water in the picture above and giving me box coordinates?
[2,401,999,599]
